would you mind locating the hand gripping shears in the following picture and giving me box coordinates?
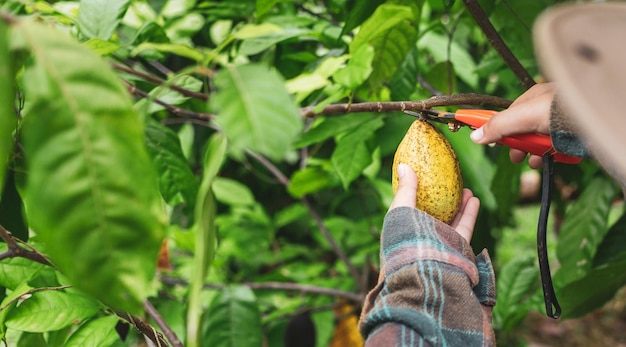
[404,109,582,164]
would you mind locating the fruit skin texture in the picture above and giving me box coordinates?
[392,120,463,224]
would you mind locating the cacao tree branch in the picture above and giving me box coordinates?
[123,81,214,120]
[161,276,365,303]
[301,93,512,118]
[0,225,52,266]
[114,310,170,347]
[462,0,536,89]
[144,299,184,347]
[111,63,209,101]
[245,150,364,292]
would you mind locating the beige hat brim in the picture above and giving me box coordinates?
[534,3,626,181]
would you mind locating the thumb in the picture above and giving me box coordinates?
[389,163,418,210]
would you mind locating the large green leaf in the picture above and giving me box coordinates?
[65,315,120,347]
[593,212,626,267]
[331,116,384,188]
[0,20,15,198]
[145,121,199,207]
[419,32,479,89]
[202,285,263,347]
[555,176,618,285]
[341,0,385,35]
[211,64,303,161]
[5,290,100,332]
[77,0,130,40]
[390,46,419,101]
[558,258,626,319]
[493,255,538,331]
[350,3,419,88]
[14,20,166,313]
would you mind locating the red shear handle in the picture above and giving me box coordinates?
[455,109,582,164]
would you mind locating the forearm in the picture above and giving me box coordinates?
[359,207,496,346]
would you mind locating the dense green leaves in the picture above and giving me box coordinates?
[211,64,303,161]
[65,316,120,347]
[14,19,165,313]
[493,255,538,331]
[203,286,263,347]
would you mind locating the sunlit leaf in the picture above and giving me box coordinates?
[203,285,263,347]
[211,63,302,161]
[213,177,255,206]
[350,3,419,88]
[5,290,99,332]
[288,166,337,198]
[77,0,130,40]
[341,0,385,35]
[15,20,165,314]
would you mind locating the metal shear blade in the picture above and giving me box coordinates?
[403,109,463,130]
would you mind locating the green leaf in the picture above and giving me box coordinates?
[287,166,337,198]
[593,212,626,267]
[341,0,385,35]
[0,247,54,290]
[558,258,626,319]
[419,32,478,88]
[65,316,120,347]
[15,20,166,313]
[0,20,15,198]
[161,0,197,18]
[331,117,384,188]
[213,177,255,206]
[203,285,263,347]
[188,133,227,347]
[493,255,538,331]
[350,3,419,88]
[165,13,205,42]
[145,121,199,207]
[423,61,457,95]
[556,176,618,285]
[17,332,47,347]
[77,0,130,40]
[256,0,280,17]
[132,42,204,61]
[211,64,303,161]
[333,45,374,89]
[239,29,307,56]
[82,38,121,56]
[390,46,419,101]
[135,75,203,115]
[0,171,28,241]
[5,290,100,332]
[295,113,372,149]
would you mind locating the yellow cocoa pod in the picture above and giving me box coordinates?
[392,120,463,224]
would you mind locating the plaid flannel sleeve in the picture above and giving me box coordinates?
[359,207,496,347]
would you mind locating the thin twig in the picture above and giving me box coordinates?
[0,225,52,266]
[301,93,512,118]
[114,310,169,347]
[144,300,184,347]
[161,276,364,303]
[244,150,364,292]
[462,0,536,89]
[123,81,213,120]
[111,63,209,101]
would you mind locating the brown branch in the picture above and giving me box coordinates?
[114,310,169,347]
[123,81,213,120]
[0,225,52,266]
[462,0,536,89]
[111,63,209,101]
[161,276,364,303]
[144,300,184,347]
[301,93,512,118]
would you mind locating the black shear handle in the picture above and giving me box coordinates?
[538,154,561,319]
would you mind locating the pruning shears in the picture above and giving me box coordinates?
[404,109,582,165]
